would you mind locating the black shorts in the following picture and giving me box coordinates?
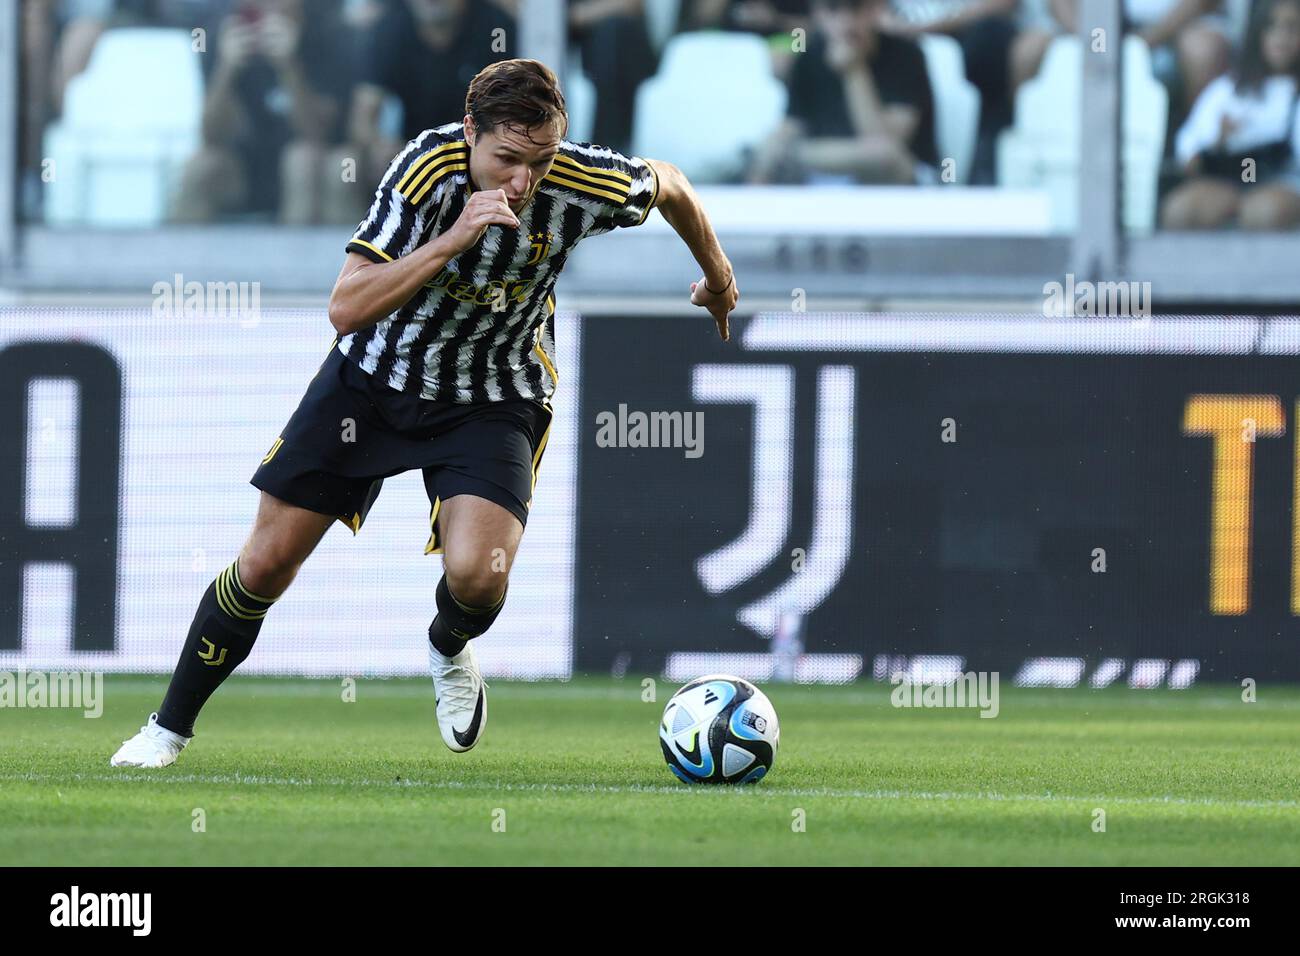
[251,344,553,554]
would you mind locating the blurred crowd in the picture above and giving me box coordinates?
[732,0,1300,235]
[17,0,1300,231]
[21,0,523,224]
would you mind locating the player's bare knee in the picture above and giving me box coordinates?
[443,563,507,610]
[451,574,507,610]
[236,546,300,599]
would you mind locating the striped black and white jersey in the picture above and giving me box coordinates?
[340,121,661,403]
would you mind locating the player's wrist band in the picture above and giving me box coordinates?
[705,272,734,295]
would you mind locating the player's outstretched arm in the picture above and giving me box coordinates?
[645,159,737,343]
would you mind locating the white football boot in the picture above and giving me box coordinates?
[428,641,488,752]
[110,713,190,768]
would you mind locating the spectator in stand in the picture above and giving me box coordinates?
[569,1,659,155]
[1056,0,1233,112]
[41,1,235,123]
[40,1,114,137]
[22,0,227,219]
[748,0,938,184]
[1162,0,1300,230]
[353,0,516,143]
[877,1,1063,183]
[677,0,812,81]
[170,0,357,223]
[344,0,516,221]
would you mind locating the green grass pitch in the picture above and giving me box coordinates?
[2,676,1298,865]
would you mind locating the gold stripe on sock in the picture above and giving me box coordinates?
[231,560,278,605]
[216,566,268,622]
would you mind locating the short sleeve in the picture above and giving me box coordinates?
[1175,75,1232,168]
[549,146,661,234]
[346,132,466,263]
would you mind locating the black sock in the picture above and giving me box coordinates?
[428,575,508,658]
[157,559,277,736]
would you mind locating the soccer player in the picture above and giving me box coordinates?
[111,58,738,767]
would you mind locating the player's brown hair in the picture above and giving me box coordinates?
[465,59,568,141]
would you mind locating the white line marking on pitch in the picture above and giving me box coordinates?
[2,772,1297,811]
[75,679,1300,711]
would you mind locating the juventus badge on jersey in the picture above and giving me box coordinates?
[526,231,554,266]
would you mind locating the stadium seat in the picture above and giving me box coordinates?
[42,28,202,227]
[917,34,981,184]
[632,32,787,182]
[996,35,1167,233]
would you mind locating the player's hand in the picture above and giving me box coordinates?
[445,189,520,254]
[690,270,738,343]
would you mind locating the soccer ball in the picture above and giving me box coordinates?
[659,674,780,784]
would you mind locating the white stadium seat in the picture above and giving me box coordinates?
[918,33,981,184]
[632,31,787,183]
[996,35,1167,233]
[43,28,202,227]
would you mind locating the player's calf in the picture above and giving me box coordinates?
[158,557,279,736]
[110,494,332,768]
[429,571,507,657]
[427,574,507,752]
[426,494,523,752]
[110,557,279,767]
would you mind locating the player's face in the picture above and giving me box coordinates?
[466,119,563,215]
